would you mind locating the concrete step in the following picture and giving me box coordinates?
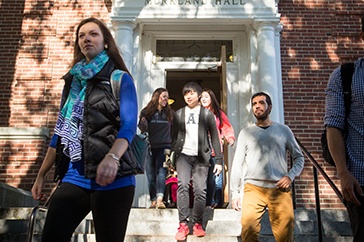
[0,207,353,242]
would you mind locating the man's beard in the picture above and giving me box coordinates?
[254,110,269,122]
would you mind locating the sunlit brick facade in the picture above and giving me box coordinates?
[0,0,363,209]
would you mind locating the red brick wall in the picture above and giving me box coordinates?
[0,0,362,208]
[279,0,363,209]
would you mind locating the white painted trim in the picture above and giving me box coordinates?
[0,127,49,140]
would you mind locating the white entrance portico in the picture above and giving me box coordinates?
[110,0,283,207]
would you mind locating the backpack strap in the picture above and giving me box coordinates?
[110,69,125,103]
[340,62,354,120]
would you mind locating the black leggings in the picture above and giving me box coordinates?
[42,182,135,242]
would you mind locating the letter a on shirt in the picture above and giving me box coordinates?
[182,106,200,156]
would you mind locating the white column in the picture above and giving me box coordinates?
[111,20,136,71]
[253,21,283,124]
[274,23,284,123]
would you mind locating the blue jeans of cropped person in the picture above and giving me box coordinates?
[146,147,168,201]
[346,186,364,242]
[213,163,224,206]
[206,157,224,207]
[176,153,209,225]
[42,182,134,242]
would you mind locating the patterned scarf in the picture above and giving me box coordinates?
[54,51,109,162]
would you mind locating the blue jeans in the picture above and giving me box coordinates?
[214,165,223,205]
[206,157,224,206]
[176,153,209,224]
[146,147,168,201]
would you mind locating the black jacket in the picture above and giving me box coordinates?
[54,60,134,181]
[171,106,223,166]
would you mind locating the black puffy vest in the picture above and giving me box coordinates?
[54,60,122,180]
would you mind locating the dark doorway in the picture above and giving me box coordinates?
[166,69,220,111]
[166,68,231,208]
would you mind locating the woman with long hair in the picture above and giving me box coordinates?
[200,88,235,208]
[31,18,137,242]
[138,87,174,209]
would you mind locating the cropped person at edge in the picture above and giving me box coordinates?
[325,15,364,242]
[31,17,138,242]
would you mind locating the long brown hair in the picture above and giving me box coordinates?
[202,88,222,125]
[71,17,131,77]
[141,88,173,122]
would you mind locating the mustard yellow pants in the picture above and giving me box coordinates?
[241,183,294,242]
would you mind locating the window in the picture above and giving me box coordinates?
[156,40,233,62]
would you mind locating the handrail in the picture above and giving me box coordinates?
[26,206,48,242]
[294,137,344,242]
[26,184,57,242]
[295,137,344,203]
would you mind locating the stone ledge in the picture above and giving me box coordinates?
[0,127,49,140]
[0,183,38,208]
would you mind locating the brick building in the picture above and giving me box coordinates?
[0,0,363,209]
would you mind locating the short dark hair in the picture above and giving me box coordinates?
[251,92,272,106]
[362,15,364,32]
[182,82,202,96]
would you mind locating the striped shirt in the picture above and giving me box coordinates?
[324,57,364,186]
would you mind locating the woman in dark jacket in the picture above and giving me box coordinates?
[31,18,138,242]
[138,87,174,209]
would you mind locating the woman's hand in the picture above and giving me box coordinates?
[31,176,47,201]
[96,155,119,186]
[31,147,56,201]
[213,164,223,175]
[227,138,235,146]
[96,138,128,186]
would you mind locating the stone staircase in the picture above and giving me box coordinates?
[0,207,353,242]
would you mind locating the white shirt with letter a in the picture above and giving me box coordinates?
[182,105,200,156]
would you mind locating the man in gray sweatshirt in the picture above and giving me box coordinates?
[230,92,304,242]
